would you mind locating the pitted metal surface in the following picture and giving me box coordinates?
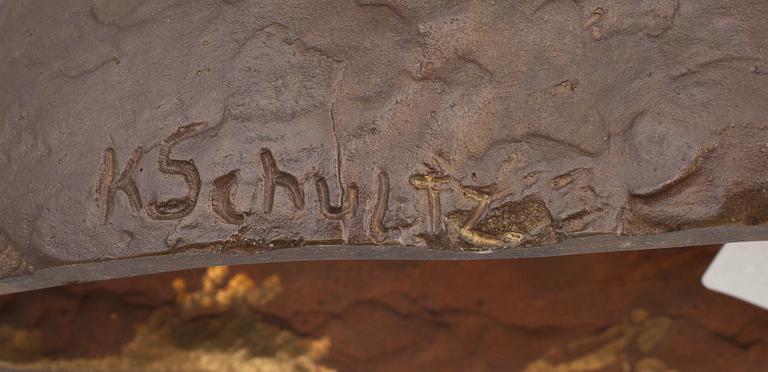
[0,0,767,292]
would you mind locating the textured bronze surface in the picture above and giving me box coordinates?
[1,0,767,292]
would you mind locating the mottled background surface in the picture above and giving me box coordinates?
[0,245,766,371]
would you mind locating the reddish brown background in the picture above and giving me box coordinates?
[0,245,766,371]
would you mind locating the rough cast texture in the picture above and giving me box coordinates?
[0,0,767,290]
